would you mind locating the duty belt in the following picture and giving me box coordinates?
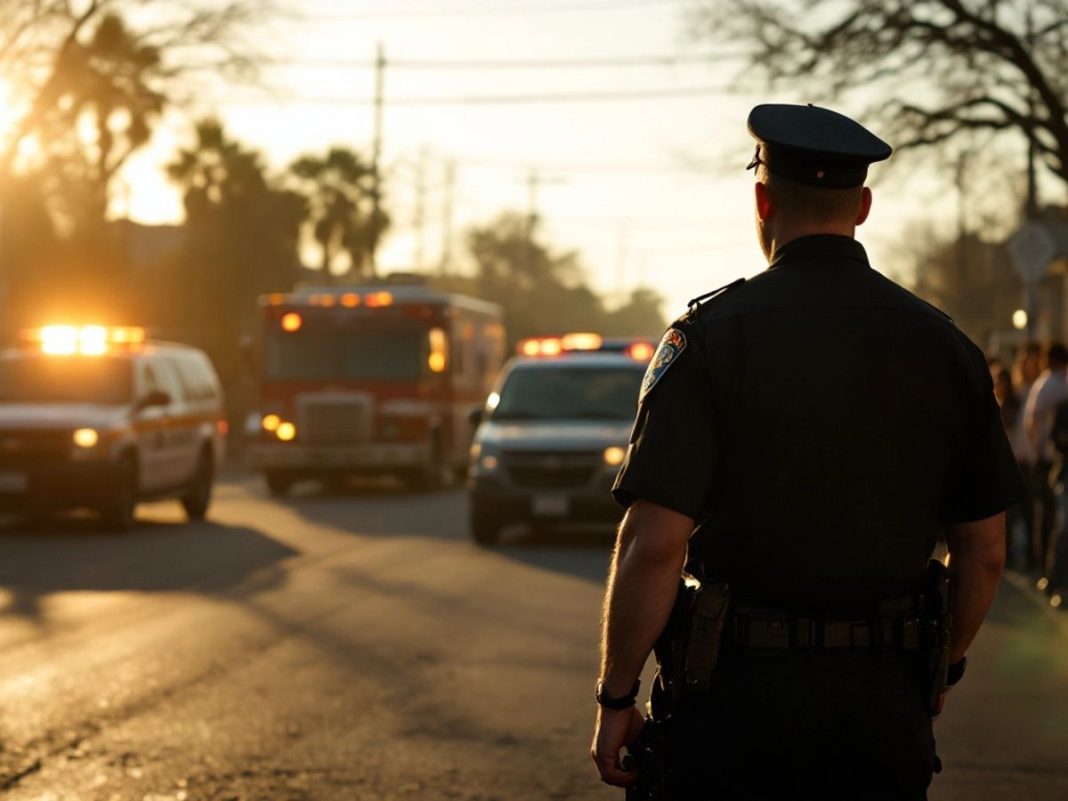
[731,606,922,654]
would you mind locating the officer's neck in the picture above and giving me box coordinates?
[762,220,857,264]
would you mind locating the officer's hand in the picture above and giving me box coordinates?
[591,705,644,787]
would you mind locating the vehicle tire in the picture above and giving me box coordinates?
[181,447,214,520]
[470,505,503,546]
[264,469,294,497]
[99,453,138,531]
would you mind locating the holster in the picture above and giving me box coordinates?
[918,559,954,716]
[627,578,730,799]
[652,577,732,708]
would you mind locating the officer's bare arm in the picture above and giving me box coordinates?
[599,499,692,696]
[945,511,1007,663]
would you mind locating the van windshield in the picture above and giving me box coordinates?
[0,355,133,405]
[491,364,644,421]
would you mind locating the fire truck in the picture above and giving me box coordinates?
[249,282,505,495]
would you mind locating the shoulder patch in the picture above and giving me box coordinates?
[640,328,687,403]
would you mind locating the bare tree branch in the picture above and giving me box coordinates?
[689,0,1068,191]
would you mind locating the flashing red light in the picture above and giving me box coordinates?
[627,341,656,362]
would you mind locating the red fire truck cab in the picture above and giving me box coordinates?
[249,283,505,495]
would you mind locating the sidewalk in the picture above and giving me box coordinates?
[930,572,1068,800]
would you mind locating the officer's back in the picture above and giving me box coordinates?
[686,236,1003,611]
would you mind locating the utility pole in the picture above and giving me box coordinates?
[526,168,541,237]
[439,160,455,276]
[1025,7,1038,337]
[955,151,969,281]
[413,146,428,270]
[615,220,629,299]
[369,42,385,279]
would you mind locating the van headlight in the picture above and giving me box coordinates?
[73,428,100,449]
[71,427,104,459]
[603,446,626,467]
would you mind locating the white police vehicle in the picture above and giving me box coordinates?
[467,334,654,544]
[0,326,226,529]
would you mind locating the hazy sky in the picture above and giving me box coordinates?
[118,0,969,320]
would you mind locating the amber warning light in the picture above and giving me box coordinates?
[22,325,146,356]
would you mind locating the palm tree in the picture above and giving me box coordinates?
[290,148,387,282]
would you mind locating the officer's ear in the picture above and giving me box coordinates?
[855,186,873,226]
[755,181,773,222]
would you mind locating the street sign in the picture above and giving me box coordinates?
[1008,220,1058,284]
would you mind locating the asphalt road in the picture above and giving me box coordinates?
[0,478,1064,801]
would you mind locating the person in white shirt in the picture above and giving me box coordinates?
[1024,342,1068,578]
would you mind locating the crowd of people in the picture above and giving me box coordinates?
[990,342,1068,607]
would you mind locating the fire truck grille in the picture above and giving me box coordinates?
[300,401,369,446]
[502,450,600,489]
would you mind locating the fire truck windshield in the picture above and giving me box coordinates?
[264,328,426,381]
[0,355,133,405]
[491,364,645,422]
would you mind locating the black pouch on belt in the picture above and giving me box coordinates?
[681,582,731,694]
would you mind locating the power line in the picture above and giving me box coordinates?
[264,52,742,70]
[454,157,712,175]
[297,0,683,22]
[229,85,729,108]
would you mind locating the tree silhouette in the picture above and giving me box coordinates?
[690,0,1068,187]
[289,148,389,282]
[434,213,665,348]
[0,1,265,220]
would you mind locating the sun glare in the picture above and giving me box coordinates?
[0,77,26,146]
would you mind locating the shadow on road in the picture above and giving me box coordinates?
[267,476,616,584]
[0,511,298,622]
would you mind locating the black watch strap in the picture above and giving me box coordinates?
[947,657,967,687]
[596,678,641,710]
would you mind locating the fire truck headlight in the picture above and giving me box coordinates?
[275,422,297,442]
[603,446,626,467]
[73,428,100,449]
[261,414,281,432]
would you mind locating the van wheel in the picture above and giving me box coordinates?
[182,448,214,520]
[99,454,138,531]
[265,470,294,497]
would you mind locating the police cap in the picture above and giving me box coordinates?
[746,103,892,188]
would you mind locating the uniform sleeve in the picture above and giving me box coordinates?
[941,358,1026,524]
[612,322,718,520]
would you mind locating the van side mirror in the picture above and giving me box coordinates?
[469,407,484,426]
[139,389,171,409]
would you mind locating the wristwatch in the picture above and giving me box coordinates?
[595,678,641,710]
[947,657,967,687]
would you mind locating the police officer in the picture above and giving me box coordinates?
[590,104,1023,799]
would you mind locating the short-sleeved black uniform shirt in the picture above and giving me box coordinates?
[613,234,1023,611]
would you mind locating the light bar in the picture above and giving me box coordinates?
[515,334,608,357]
[561,333,603,352]
[364,291,394,308]
[626,341,656,362]
[23,325,147,356]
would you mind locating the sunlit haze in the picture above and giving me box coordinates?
[118,0,956,320]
